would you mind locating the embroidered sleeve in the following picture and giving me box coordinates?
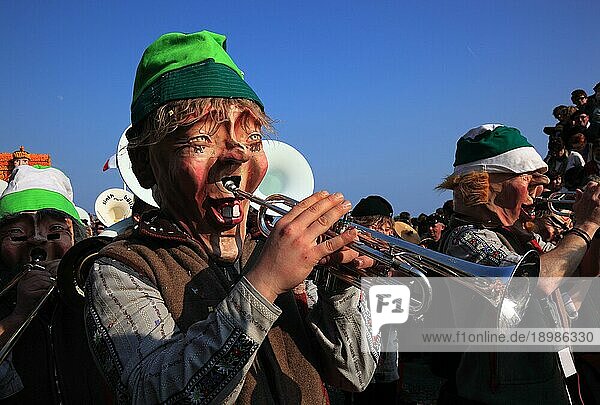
[85,258,281,405]
[444,225,523,267]
[304,281,378,392]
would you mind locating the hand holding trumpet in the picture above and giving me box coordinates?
[12,260,58,320]
[572,181,600,231]
[246,191,371,303]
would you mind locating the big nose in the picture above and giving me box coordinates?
[28,233,48,246]
[220,140,250,163]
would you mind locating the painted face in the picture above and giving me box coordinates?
[149,104,268,261]
[492,172,548,226]
[0,212,74,271]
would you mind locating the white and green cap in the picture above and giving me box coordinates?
[453,124,547,175]
[0,165,81,223]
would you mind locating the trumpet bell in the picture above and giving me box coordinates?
[116,126,159,208]
[256,140,314,212]
[94,188,134,227]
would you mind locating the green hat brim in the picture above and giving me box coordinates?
[131,60,263,125]
[0,189,81,224]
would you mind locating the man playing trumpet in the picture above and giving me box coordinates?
[438,124,600,404]
[85,30,377,404]
[0,165,99,403]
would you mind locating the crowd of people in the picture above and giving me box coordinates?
[0,29,600,405]
[542,85,600,193]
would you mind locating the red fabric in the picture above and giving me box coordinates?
[102,154,117,172]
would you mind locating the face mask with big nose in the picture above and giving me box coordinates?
[148,105,268,261]
[0,212,74,271]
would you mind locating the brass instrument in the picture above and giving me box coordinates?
[0,238,111,363]
[224,180,540,328]
[0,251,55,364]
[535,192,576,216]
[56,237,112,308]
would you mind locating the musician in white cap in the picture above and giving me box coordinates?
[85,30,377,404]
[437,124,600,404]
[0,165,106,403]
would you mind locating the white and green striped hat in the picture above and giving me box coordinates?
[453,124,547,175]
[0,165,80,223]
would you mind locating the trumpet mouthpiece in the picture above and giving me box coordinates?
[223,180,237,191]
[221,176,241,192]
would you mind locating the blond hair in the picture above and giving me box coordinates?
[127,98,274,149]
[437,171,490,207]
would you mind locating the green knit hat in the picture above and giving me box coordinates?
[0,165,81,224]
[131,30,263,125]
[453,124,547,175]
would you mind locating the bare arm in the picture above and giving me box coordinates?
[538,180,600,295]
[538,222,599,295]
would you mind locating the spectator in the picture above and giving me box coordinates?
[349,195,399,405]
[567,130,591,162]
[571,89,590,111]
[589,82,600,139]
[573,109,596,142]
[394,211,412,225]
[545,171,564,193]
[416,213,429,237]
[544,137,584,176]
[425,213,446,250]
[544,105,572,138]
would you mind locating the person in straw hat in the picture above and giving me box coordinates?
[84,30,377,404]
[437,124,600,404]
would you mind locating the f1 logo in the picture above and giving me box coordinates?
[369,284,410,335]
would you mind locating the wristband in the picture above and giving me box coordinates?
[566,227,592,249]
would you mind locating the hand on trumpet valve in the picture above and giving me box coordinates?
[572,181,600,229]
[247,191,372,302]
[13,262,57,320]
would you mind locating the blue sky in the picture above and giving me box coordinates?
[1,0,598,216]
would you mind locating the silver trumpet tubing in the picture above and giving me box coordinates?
[535,191,576,216]
[224,181,540,328]
[0,252,55,364]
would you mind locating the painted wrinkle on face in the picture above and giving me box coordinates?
[149,104,268,240]
[494,173,548,225]
[0,212,74,271]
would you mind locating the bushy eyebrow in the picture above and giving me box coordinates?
[191,108,262,135]
[238,110,262,134]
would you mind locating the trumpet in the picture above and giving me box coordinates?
[224,181,540,328]
[535,192,576,216]
[0,250,55,364]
